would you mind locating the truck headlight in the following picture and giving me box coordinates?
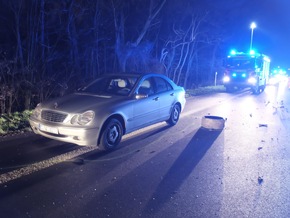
[71,110,95,125]
[223,76,230,82]
[248,77,257,84]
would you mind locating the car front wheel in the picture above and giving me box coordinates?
[99,118,123,151]
[166,104,181,126]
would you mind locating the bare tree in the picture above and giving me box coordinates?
[0,56,14,114]
[111,0,166,72]
[0,0,230,113]
[159,12,207,86]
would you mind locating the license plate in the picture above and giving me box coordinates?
[39,124,59,134]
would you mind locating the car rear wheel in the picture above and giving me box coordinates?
[166,104,181,126]
[99,118,123,151]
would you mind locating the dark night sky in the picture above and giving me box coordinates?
[168,0,290,68]
[216,0,290,69]
[0,0,290,69]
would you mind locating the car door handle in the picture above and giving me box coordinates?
[153,97,159,101]
[170,93,174,96]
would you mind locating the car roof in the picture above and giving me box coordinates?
[99,73,175,83]
[100,72,166,78]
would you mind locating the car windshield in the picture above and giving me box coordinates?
[79,75,139,96]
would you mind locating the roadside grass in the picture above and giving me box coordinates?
[0,110,32,136]
[186,85,225,97]
[0,85,226,135]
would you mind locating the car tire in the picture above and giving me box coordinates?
[166,104,181,126]
[99,118,123,151]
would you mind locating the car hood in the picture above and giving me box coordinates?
[40,93,128,113]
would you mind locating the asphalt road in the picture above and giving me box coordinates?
[0,83,289,218]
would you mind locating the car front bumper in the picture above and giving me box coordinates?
[29,117,100,146]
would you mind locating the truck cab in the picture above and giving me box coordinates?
[223,50,270,94]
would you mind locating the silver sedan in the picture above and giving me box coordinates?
[29,73,186,150]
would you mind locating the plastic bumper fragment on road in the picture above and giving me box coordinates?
[201,116,225,130]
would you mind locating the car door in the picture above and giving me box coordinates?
[152,76,175,120]
[130,77,160,130]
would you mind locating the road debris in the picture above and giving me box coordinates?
[259,124,268,127]
[201,115,225,130]
[258,176,264,185]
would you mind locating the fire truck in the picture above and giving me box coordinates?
[223,50,270,94]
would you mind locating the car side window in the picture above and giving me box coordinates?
[138,79,154,96]
[154,77,173,93]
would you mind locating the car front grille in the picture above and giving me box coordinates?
[41,110,68,123]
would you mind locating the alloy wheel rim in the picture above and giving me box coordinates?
[108,125,119,143]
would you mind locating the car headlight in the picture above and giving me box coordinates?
[71,110,95,125]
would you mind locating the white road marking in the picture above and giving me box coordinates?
[0,94,238,185]
[0,146,97,185]
[0,124,167,185]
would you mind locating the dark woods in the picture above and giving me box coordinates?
[0,0,229,113]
